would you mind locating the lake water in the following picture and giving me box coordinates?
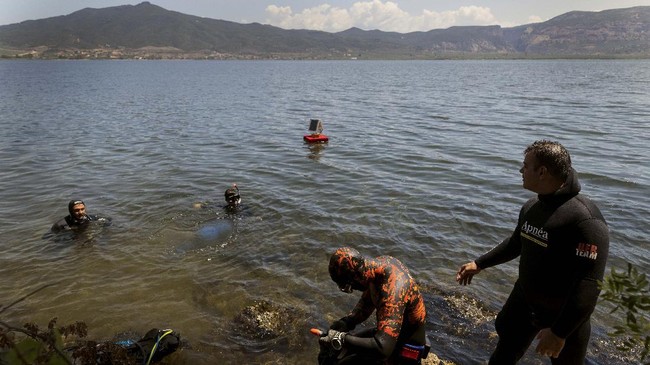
[0,59,648,365]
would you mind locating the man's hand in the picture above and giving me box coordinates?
[319,329,347,350]
[456,261,481,285]
[535,328,565,358]
[330,318,351,332]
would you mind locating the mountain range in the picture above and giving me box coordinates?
[0,2,648,59]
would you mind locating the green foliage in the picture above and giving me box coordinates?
[0,318,78,365]
[0,318,136,365]
[0,284,134,365]
[600,262,650,364]
[1,337,70,365]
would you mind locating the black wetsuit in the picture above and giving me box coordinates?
[51,214,109,233]
[475,168,609,365]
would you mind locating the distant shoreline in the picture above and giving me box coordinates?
[2,5,648,63]
[2,48,649,61]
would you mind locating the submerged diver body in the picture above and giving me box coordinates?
[194,183,248,217]
[184,184,252,248]
[319,247,428,365]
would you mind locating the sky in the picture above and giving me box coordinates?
[1,0,649,32]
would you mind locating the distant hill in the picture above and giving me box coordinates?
[0,2,648,59]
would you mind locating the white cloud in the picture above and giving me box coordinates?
[527,15,545,24]
[265,1,500,33]
[266,4,354,31]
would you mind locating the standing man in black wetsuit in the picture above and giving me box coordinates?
[456,140,609,364]
[51,200,111,232]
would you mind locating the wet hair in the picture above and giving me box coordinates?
[524,140,572,180]
[68,200,85,215]
[328,247,364,286]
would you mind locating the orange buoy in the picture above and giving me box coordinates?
[304,134,329,143]
[304,118,329,143]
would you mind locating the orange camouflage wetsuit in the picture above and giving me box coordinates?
[327,247,427,364]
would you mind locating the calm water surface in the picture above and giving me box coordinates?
[0,59,648,364]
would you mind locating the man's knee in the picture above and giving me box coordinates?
[490,308,538,365]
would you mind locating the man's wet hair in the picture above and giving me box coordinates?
[524,140,572,180]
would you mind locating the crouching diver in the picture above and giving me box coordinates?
[318,247,429,365]
[51,200,111,233]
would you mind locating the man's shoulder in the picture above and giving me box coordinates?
[377,255,402,267]
[380,257,412,281]
[51,216,71,232]
[566,194,606,223]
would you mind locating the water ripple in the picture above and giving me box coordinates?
[0,59,648,365]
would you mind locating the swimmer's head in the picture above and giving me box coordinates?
[329,247,367,293]
[224,184,241,206]
[68,200,86,220]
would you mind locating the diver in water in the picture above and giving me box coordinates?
[51,200,111,233]
[179,184,246,252]
[193,183,246,215]
[222,183,253,218]
[318,247,429,365]
[224,183,241,211]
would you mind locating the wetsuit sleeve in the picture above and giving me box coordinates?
[474,203,531,269]
[551,218,609,338]
[343,296,404,358]
[475,234,521,270]
[347,290,376,325]
[344,278,410,359]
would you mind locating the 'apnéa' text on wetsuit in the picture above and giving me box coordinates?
[476,168,609,364]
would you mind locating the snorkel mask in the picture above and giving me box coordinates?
[224,185,241,205]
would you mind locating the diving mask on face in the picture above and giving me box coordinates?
[338,282,353,293]
[224,184,241,204]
